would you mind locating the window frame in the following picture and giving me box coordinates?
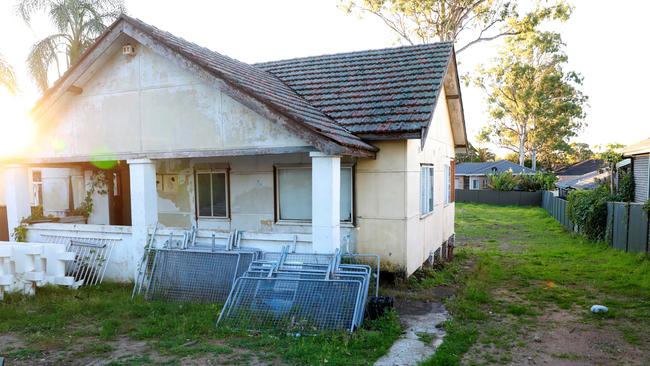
[420,164,435,216]
[274,164,355,224]
[195,169,230,219]
[445,164,452,205]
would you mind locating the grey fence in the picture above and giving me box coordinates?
[606,202,649,253]
[541,191,650,254]
[541,191,573,230]
[456,189,542,206]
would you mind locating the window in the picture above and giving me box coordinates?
[32,170,43,206]
[471,178,480,190]
[420,165,434,215]
[196,171,228,218]
[276,166,353,222]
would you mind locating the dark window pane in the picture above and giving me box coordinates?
[212,173,227,217]
[197,174,212,216]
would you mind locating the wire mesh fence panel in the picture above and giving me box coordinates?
[143,249,244,303]
[40,235,117,286]
[219,277,363,332]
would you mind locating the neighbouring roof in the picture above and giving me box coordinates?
[32,14,468,157]
[556,170,610,190]
[255,43,454,136]
[555,159,605,177]
[621,138,650,157]
[455,160,536,176]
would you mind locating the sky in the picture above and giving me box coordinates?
[0,0,648,156]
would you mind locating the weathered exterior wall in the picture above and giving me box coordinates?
[404,87,455,275]
[30,42,310,161]
[152,153,358,245]
[355,88,455,275]
[355,140,408,271]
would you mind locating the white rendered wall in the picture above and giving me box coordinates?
[30,41,309,161]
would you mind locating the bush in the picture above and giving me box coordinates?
[487,171,519,191]
[518,172,558,191]
[567,185,613,241]
[617,170,635,202]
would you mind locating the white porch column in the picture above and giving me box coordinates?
[127,159,158,278]
[3,165,31,241]
[310,152,341,254]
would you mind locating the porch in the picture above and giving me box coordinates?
[4,151,352,281]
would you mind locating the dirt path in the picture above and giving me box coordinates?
[375,300,449,366]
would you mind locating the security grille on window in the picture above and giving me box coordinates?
[276,166,353,222]
[196,171,228,218]
[420,165,434,214]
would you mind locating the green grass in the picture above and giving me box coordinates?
[0,283,400,365]
[424,203,650,365]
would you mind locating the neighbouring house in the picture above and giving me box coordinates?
[554,159,608,198]
[1,15,468,278]
[621,138,650,203]
[455,160,534,190]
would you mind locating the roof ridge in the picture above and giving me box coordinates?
[254,42,454,67]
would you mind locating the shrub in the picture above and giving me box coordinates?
[567,185,613,241]
[519,172,558,191]
[487,171,519,191]
[616,170,635,202]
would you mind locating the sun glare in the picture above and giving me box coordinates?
[0,94,36,159]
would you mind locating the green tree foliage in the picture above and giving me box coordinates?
[565,142,594,164]
[340,0,570,53]
[616,170,634,203]
[473,22,587,169]
[0,52,17,94]
[456,143,495,163]
[567,185,612,241]
[16,0,125,92]
[598,143,624,195]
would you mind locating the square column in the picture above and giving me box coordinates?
[310,152,341,254]
[127,159,158,278]
[3,165,31,241]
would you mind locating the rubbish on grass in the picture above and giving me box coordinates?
[590,305,608,313]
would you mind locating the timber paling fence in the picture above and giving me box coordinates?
[541,191,650,254]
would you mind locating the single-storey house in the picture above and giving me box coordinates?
[621,138,650,203]
[455,160,534,190]
[1,15,468,277]
[554,159,607,198]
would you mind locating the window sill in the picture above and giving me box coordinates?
[420,211,434,220]
[197,217,231,222]
[275,220,355,228]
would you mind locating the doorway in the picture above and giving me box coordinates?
[108,162,132,226]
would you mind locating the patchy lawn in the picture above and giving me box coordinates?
[0,284,400,365]
[424,203,650,366]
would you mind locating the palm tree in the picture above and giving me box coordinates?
[16,0,125,93]
[0,52,17,94]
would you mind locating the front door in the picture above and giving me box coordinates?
[108,163,132,226]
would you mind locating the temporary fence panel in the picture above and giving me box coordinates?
[40,234,117,287]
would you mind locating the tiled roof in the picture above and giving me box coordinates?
[455,160,536,175]
[555,159,605,176]
[255,43,454,135]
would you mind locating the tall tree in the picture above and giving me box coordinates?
[0,52,17,94]
[341,0,571,53]
[16,0,125,92]
[472,29,587,169]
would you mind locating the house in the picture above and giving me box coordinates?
[455,160,534,190]
[621,138,650,203]
[1,15,468,278]
[554,159,607,198]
